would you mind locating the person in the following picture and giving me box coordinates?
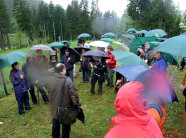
[77,37,85,46]
[51,47,59,58]
[137,41,155,66]
[180,58,186,71]
[105,45,116,88]
[105,82,163,138]
[90,57,107,95]
[61,48,76,81]
[48,51,59,72]
[34,49,49,104]
[80,48,91,83]
[38,63,80,138]
[22,55,37,104]
[9,62,31,115]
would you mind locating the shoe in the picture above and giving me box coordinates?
[25,107,31,110]
[19,112,25,115]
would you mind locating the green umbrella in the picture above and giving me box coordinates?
[126,28,137,33]
[129,36,157,53]
[112,41,130,51]
[111,50,148,67]
[49,42,64,49]
[102,32,116,38]
[0,51,28,69]
[77,33,91,39]
[154,35,186,57]
[145,29,167,37]
[100,38,114,43]
[61,41,71,47]
[121,34,136,39]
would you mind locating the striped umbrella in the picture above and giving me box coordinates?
[31,44,53,51]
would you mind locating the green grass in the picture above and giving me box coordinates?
[0,43,186,137]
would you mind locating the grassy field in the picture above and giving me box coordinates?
[0,43,186,137]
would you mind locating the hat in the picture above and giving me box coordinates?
[107,45,113,50]
[65,48,70,52]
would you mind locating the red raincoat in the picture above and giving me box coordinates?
[106,51,116,68]
[105,82,163,138]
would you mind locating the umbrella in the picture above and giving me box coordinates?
[74,46,90,54]
[0,51,28,69]
[145,29,167,37]
[49,42,64,49]
[89,41,109,48]
[61,41,71,47]
[149,41,162,49]
[60,46,80,62]
[136,30,148,35]
[82,50,110,59]
[77,107,85,123]
[31,44,53,51]
[100,38,115,43]
[181,32,186,35]
[121,34,136,39]
[77,33,91,39]
[112,41,130,51]
[154,35,186,57]
[111,50,148,67]
[114,65,178,103]
[126,28,137,33]
[102,32,116,38]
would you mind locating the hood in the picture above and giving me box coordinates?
[111,81,151,126]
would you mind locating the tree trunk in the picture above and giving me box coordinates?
[0,30,5,51]
[26,35,30,47]
[60,20,63,41]
[0,70,8,96]
[6,33,11,49]
[53,21,56,41]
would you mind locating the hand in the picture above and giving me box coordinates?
[28,88,31,91]
[48,68,54,72]
[106,61,108,64]
[149,66,153,69]
[94,65,97,68]
[68,57,71,61]
[80,58,82,61]
[20,74,24,79]
[180,85,186,92]
[139,49,144,53]
[35,80,39,86]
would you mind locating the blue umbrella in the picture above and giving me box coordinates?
[145,29,167,37]
[49,42,64,49]
[100,38,115,43]
[127,28,137,33]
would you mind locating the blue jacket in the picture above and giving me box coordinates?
[152,56,167,74]
[9,69,29,93]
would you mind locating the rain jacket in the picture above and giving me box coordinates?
[61,55,76,71]
[106,51,116,68]
[9,69,29,93]
[105,82,163,138]
[152,56,167,74]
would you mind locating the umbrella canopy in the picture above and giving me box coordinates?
[129,36,157,53]
[49,42,64,49]
[111,50,148,67]
[82,50,110,59]
[31,44,53,51]
[154,35,186,57]
[114,65,178,103]
[145,29,167,37]
[60,46,80,62]
[112,41,130,51]
[126,28,137,33]
[89,41,109,48]
[77,33,91,39]
[0,51,28,69]
[121,34,136,39]
[136,30,148,35]
[74,46,90,54]
[102,32,116,38]
[100,38,115,43]
[61,41,71,47]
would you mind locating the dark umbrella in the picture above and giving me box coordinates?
[60,46,80,62]
[74,46,90,54]
[77,107,85,123]
[82,50,110,59]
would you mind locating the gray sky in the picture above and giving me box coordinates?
[43,0,186,17]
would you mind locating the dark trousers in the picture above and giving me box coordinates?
[66,70,73,82]
[15,91,31,115]
[91,74,104,94]
[29,83,37,104]
[52,119,71,138]
[82,69,89,82]
[38,86,49,103]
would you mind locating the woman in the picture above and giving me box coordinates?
[48,51,59,72]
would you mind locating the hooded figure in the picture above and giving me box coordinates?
[105,82,163,138]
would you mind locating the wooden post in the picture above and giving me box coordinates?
[0,69,8,96]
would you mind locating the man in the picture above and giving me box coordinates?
[137,41,155,66]
[61,49,76,81]
[9,62,31,115]
[39,63,80,138]
[34,49,49,104]
[105,45,116,88]
[91,56,107,95]
[77,37,85,46]
[22,55,37,104]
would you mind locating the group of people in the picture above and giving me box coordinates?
[9,38,185,138]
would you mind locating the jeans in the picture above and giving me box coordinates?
[38,86,49,103]
[66,70,73,82]
[52,119,71,138]
[15,91,31,115]
[29,83,37,104]
[82,69,89,82]
[105,67,115,87]
[91,74,105,94]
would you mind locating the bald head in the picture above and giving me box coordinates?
[56,63,66,74]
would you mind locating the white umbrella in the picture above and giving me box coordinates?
[30,44,53,51]
[89,41,109,48]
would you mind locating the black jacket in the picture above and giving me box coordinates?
[92,59,107,76]
[61,55,76,71]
